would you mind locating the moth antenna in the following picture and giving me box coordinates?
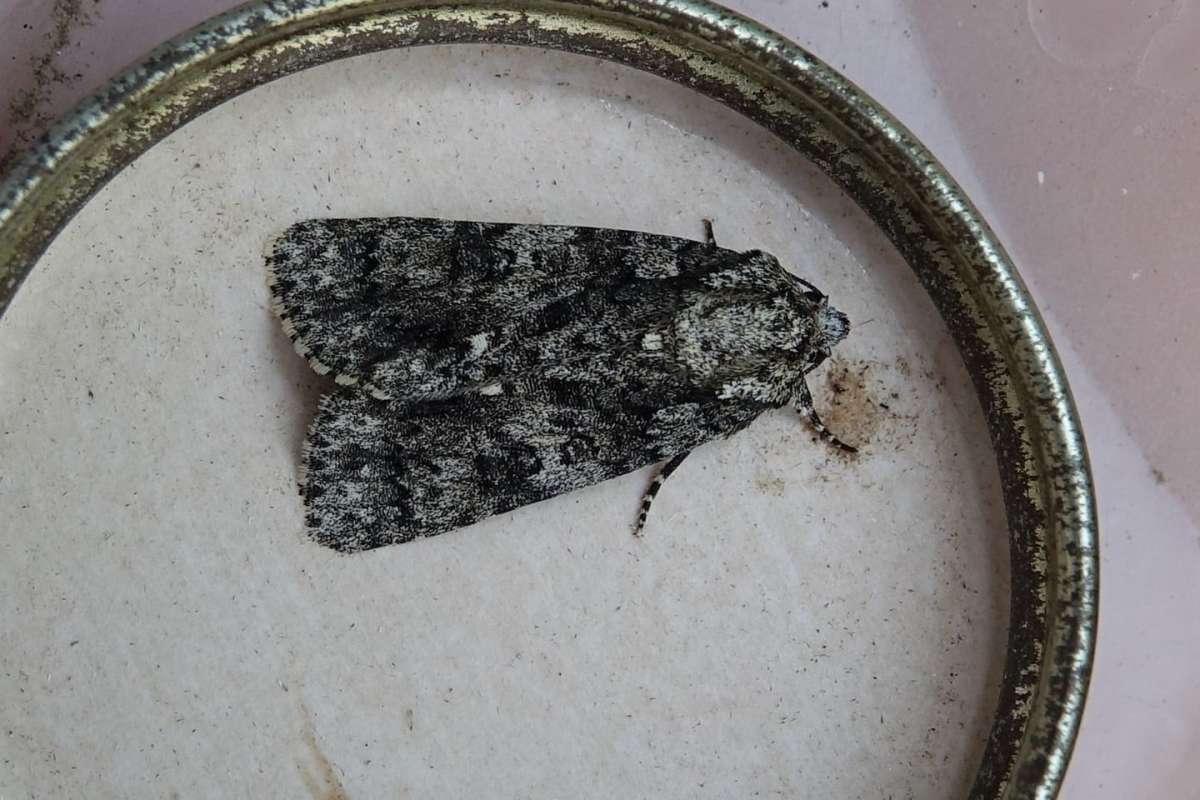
[634,451,692,536]
[702,219,716,248]
[793,275,827,299]
[795,380,857,454]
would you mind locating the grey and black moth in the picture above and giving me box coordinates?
[267,217,853,553]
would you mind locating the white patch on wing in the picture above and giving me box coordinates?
[467,332,490,358]
[641,332,663,351]
[365,383,392,401]
[718,377,771,402]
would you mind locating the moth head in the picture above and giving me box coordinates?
[794,278,850,366]
[817,301,850,350]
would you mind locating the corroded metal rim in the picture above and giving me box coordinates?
[0,1,1097,797]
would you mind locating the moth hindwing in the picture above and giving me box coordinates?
[268,217,851,552]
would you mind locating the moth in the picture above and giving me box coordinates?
[267,217,852,553]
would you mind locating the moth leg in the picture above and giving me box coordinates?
[702,218,717,248]
[634,450,692,537]
[795,380,858,454]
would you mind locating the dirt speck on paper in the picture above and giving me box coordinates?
[754,470,789,496]
[824,360,882,449]
[298,703,351,800]
[817,358,921,457]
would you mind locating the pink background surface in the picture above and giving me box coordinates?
[2,1,1197,797]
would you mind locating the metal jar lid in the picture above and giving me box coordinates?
[0,2,1098,796]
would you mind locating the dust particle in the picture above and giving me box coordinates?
[754,471,788,496]
[822,360,881,449]
[817,358,920,454]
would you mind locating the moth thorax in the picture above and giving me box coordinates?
[673,296,809,383]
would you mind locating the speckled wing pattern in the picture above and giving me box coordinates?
[301,379,764,553]
[268,217,850,552]
[268,218,791,402]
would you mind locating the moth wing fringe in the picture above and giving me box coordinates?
[265,229,363,387]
